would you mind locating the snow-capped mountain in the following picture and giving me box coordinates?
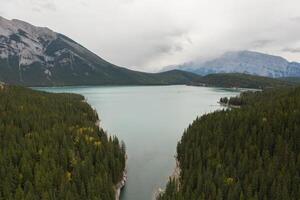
[0,17,57,67]
[163,51,300,78]
[0,16,116,85]
[0,16,201,86]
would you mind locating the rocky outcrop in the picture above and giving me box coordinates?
[115,167,127,200]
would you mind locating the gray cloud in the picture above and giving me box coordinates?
[41,2,57,11]
[154,43,183,54]
[290,16,300,22]
[282,47,300,53]
[0,0,300,71]
[251,40,274,48]
[31,0,57,12]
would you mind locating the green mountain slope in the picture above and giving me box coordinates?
[197,73,294,89]
[0,85,125,199]
[278,77,300,84]
[159,87,300,200]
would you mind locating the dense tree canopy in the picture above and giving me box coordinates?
[159,87,300,200]
[198,73,294,89]
[219,91,262,107]
[0,85,125,200]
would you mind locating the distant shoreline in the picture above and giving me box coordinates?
[218,101,241,109]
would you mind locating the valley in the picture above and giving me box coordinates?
[1,14,300,200]
[36,85,239,200]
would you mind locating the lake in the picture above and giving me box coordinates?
[36,85,239,200]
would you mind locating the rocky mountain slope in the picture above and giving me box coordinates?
[0,16,201,86]
[164,51,300,78]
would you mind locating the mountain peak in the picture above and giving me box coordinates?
[164,50,300,78]
[224,50,288,61]
[0,17,202,86]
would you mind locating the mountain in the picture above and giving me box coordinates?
[164,50,300,78]
[0,16,201,86]
[0,17,297,88]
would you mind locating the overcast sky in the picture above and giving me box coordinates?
[1,0,300,72]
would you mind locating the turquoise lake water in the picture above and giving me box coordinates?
[36,85,239,200]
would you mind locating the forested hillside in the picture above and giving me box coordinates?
[278,77,300,84]
[159,87,300,200]
[0,85,126,199]
[197,73,294,89]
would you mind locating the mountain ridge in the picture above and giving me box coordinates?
[163,50,300,78]
[0,16,201,86]
[195,73,293,89]
[0,17,298,88]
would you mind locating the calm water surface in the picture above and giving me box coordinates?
[36,85,239,200]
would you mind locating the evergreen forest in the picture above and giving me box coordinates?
[159,86,300,200]
[0,85,126,200]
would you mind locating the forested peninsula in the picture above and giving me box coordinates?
[159,86,300,200]
[0,85,126,200]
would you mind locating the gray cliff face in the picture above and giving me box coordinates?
[0,16,112,85]
[164,51,300,78]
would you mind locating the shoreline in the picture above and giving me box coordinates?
[115,162,128,200]
[153,156,181,199]
[171,158,181,180]
[115,153,128,200]
[218,101,241,109]
[83,97,128,200]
